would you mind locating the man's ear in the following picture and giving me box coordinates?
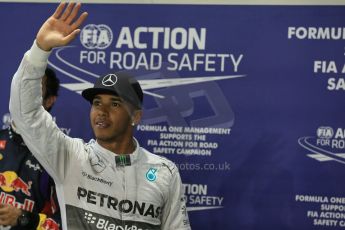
[43,95,57,111]
[131,110,142,126]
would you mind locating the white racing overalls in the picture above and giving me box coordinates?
[9,41,191,230]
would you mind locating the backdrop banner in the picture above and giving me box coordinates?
[1,2,345,229]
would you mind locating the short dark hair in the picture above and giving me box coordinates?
[44,67,60,100]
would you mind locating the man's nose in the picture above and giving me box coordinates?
[97,104,109,114]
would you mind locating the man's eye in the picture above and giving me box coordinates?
[112,102,119,107]
[92,100,100,106]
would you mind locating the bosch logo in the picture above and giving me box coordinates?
[80,24,113,49]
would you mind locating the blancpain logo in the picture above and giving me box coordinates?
[299,126,345,164]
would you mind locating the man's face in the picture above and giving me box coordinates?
[90,94,137,142]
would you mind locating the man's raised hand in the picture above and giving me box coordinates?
[36,2,88,51]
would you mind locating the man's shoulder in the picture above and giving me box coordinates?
[140,147,178,175]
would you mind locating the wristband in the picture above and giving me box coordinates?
[17,210,39,229]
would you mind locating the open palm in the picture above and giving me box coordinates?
[36,2,88,51]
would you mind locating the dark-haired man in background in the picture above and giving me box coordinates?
[0,68,61,230]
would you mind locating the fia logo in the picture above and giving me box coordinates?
[80,24,113,49]
[146,168,157,182]
[316,126,334,139]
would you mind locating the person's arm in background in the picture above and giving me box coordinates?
[0,154,61,229]
[0,199,60,229]
[6,4,87,228]
[9,2,88,184]
[0,198,60,230]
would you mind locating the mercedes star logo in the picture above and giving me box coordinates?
[102,74,118,87]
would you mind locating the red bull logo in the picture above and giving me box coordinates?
[0,171,32,196]
[41,218,60,230]
[0,191,34,212]
[0,173,6,186]
[11,177,32,196]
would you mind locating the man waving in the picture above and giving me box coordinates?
[10,2,191,230]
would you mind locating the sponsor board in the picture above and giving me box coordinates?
[299,126,345,164]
